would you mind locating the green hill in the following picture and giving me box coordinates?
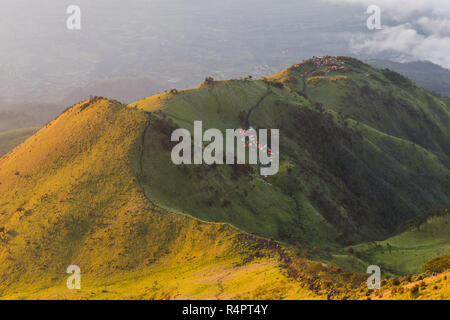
[0,56,448,299]
[0,97,364,299]
[134,57,450,248]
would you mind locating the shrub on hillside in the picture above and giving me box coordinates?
[410,284,420,298]
[238,110,247,124]
[422,253,450,274]
[202,77,214,86]
[382,69,413,88]
[221,199,232,208]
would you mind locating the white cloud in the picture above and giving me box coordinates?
[351,24,450,68]
[323,0,450,68]
[417,17,450,37]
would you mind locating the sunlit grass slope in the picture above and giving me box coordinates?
[342,253,450,300]
[351,269,450,300]
[0,97,362,299]
[361,258,450,300]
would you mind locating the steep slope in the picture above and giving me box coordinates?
[350,269,450,300]
[0,97,360,299]
[364,258,450,300]
[0,127,39,157]
[0,101,62,132]
[133,58,450,248]
[270,57,450,156]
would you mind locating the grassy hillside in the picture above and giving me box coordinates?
[270,57,450,156]
[0,56,448,299]
[337,206,450,277]
[353,269,450,300]
[365,260,450,300]
[0,127,39,157]
[342,253,450,300]
[0,97,363,299]
[133,57,450,249]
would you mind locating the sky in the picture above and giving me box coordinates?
[324,0,450,68]
[1,0,448,104]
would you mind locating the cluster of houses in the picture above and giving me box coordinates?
[294,56,346,78]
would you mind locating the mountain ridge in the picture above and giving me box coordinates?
[0,56,449,299]
[366,59,450,99]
